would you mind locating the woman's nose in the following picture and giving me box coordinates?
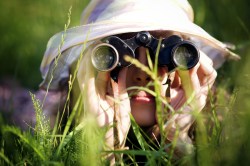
[133,47,151,85]
[134,72,151,84]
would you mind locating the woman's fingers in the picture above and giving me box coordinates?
[117,67,129,102]
[171,72,181,89]
[167,51,217,142]
[172,51,217,112]
[112,68,131,118]
[82,52,100,114]
[96,72,110,98]
[178,62,201,98]
[78,50,130,149]
[198,51,217,87]
[116,68,131,135]
[188,52,216,110]
[173,51,216,96]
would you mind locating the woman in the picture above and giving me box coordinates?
[38,0,239,164]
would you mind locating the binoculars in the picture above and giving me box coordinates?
[91,31,199,81]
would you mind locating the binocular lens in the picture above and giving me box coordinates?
[91,44,119,71]
[172,43,199,70]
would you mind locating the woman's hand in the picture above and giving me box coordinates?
[77,50,131,151]
[164,51,217,156]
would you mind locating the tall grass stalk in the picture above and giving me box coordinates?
[124,46,183,164]
[55,30,89,157]
[42,6,72,108]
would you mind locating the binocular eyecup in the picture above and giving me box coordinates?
[91,31,199,77]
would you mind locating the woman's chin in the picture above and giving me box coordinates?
[131,101,156,127]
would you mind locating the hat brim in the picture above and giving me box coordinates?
[41,19,239,70]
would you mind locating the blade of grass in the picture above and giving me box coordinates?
[56,94,82,156]
[2,126,46,161]
[0,150,13,166]
[130,114,149,151]
[42,6,72,107]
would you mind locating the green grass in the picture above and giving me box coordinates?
[0,57,248,166]
[1,42,249,166]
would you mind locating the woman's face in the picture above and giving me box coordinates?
[126,47,168,127]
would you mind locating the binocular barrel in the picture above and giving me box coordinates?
[91,43,119,71]
[172,42,199,70]
[159,40,199,70]
[91,32,199,72]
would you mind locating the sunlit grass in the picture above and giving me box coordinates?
[0,45,250,166]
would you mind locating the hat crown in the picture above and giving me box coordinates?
[81,0,194,25]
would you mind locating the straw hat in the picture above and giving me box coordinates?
[40,0,239,89]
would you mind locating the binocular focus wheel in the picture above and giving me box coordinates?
[91,43,119,71]
[135,31,152,45]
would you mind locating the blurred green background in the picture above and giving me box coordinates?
[0,0,89,89]
[0,0,249,90]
